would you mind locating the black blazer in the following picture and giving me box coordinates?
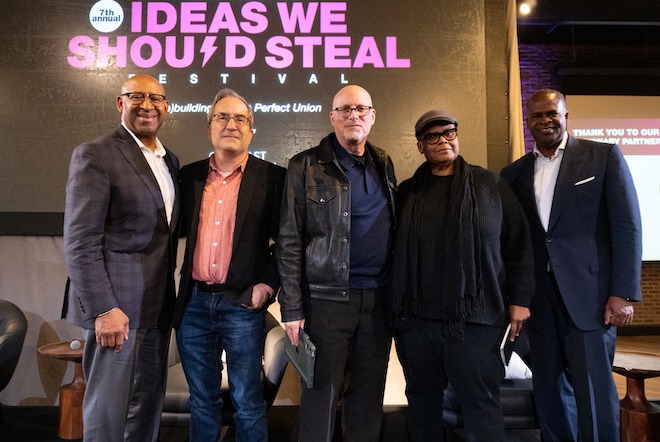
[172,155,285,328]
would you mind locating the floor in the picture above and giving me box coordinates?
[1,335,655,442]
[613,335,660,400]
[0,404,541,442]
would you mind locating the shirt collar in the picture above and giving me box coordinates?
[533,131,568,159]
[121,122,166,156]
[209,153,249,176]
[333,138,373,171]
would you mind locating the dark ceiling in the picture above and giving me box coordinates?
[517,0,660,45]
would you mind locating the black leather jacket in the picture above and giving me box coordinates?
[277,133,397,323]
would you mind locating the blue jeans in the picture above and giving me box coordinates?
[176,285,267,442]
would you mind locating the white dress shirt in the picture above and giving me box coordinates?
[122,122,176,225]
[533,132,568,231]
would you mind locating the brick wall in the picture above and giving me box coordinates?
[639,262,660,325]
[518,43,660,327]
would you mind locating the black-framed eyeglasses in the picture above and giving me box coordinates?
[332,105,373,118]
[121,92,167,106]
[211,113,251,127]
[420,128,458,144]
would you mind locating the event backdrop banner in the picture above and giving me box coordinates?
[0,0,493,215]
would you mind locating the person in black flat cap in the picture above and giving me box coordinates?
[390,109,534,441]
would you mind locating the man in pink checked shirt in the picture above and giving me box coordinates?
[172,88,285,442]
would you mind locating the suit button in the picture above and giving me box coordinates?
[546,238,552,243]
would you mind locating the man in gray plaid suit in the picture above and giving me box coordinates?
[64,74,180,442]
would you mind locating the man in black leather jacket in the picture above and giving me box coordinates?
[277,85,397,442]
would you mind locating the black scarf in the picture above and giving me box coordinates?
[391,156,483,339]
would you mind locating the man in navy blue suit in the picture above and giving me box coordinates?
[501,89,642,442]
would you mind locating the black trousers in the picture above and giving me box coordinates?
[394,319,506,442]
[298,288,392,442]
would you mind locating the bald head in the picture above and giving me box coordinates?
[528,88,566,110]
[332,85,373,110]
[120,74,164,96]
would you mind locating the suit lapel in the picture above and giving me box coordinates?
[164,151,180,233]
[114,128,169,226]
[548,136,588,231]
[232,155,258,253]
[189,161,210,256]
[516,153,545,232]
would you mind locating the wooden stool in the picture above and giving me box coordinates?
[613,351,660,442]
[38,340,85,440]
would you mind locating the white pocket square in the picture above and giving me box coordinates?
[575,176,595,186]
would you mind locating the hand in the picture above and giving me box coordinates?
[242,283,273,310]
[284,319,305,346]
[94,308,129,352]
[508,305,530,341]
[604,297,634,326]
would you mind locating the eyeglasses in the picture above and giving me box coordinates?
[332,105,373,118]
[420,128,458,144]
[121,92,167,106]
[211,113,250,127]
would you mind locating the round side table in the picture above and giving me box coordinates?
[38,340,85,440]
[613,351,660,442]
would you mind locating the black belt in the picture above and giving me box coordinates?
[194,280,225,293]
[350,287,386,296]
